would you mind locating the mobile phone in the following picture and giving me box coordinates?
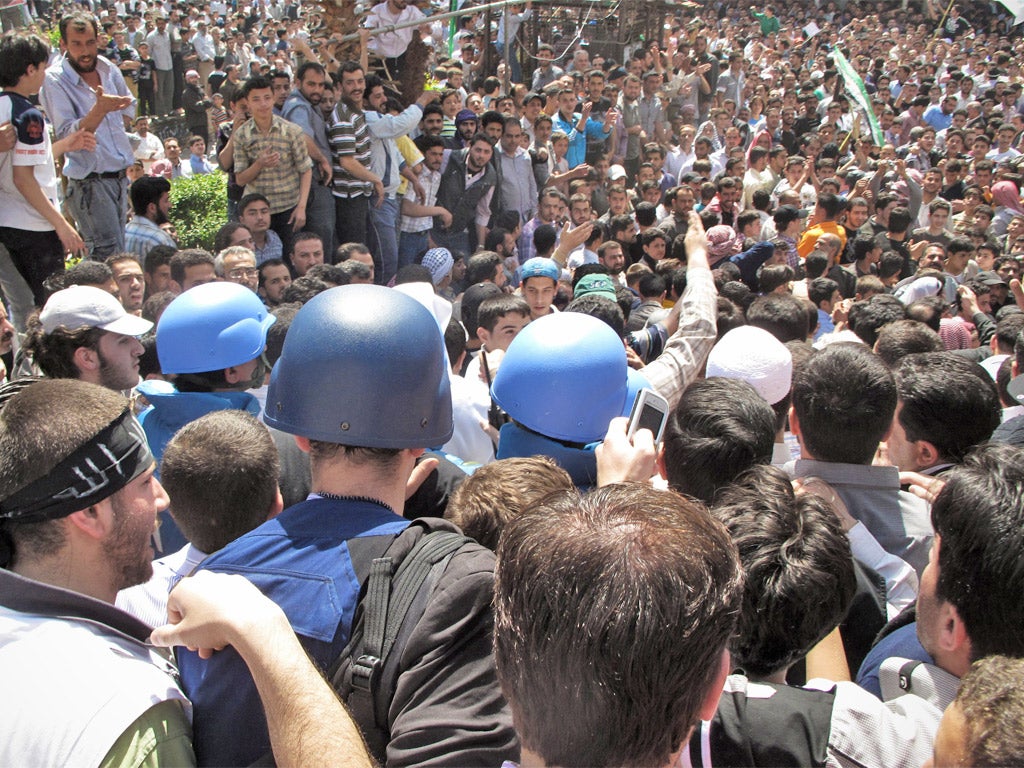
[626,389,669,445]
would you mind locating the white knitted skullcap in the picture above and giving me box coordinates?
[706,325,793,405]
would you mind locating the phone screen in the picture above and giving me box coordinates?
[628,390,668,444]
[635,402,666,436]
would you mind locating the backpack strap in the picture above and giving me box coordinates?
[329,520,472,762]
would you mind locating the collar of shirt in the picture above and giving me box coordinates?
[129,214,163,232]
[60,52,112,88]
[0,566,157,647]
[247,115,286,138]
[499,144,528,159]
[335,101,362,121]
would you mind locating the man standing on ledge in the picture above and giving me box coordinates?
[41,12,135,260]
[233,75,311,259]
[362,0,429,82]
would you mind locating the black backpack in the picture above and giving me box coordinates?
[330,518,473,761]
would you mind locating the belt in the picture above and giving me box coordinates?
[80,170,126,180]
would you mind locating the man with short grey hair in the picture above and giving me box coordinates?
[215,247,259,292]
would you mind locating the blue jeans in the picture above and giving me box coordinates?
[398,230,430,270]
[305,180,337,259]
[368,193,400,285]
[65,175,128,260]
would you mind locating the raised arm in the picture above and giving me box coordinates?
[638,211,717,409]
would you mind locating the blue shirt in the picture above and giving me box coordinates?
[189,153,216,175]
[922,105,953,131]
[815,308,835,340]
[179,497,410,766]
[253,228,283,265]
[282,88,331,159]
[40,54,135,178]
[124,215,176,261]
[496,421,598,488]
[551,111,610,169]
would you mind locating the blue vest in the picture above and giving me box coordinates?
[178,497,409,766]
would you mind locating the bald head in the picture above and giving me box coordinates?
[817,233,843,262]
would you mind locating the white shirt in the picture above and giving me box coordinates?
[364,2,426,58]
[193,30,216,61]
[442,372,495,466]
[116,543,208,628]
[0,92,59,232]
[145,28,172,69]
[665,146,694,178]
[133,131,165,172]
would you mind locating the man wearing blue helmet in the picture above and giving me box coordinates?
[137,281,276,555]
[177,284,518,767]
[519,256,560,319]
[492,212,715,485]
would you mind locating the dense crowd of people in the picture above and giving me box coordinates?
[2,0,1024,765]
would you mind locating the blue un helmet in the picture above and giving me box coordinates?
[263,284,453,448]
[492,312,645,444]
[156,282,276,374]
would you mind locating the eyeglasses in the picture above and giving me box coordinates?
[228,267,259,279]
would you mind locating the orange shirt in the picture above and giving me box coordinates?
[797,220,847,258]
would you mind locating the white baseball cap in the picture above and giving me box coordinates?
[40,286,153,337]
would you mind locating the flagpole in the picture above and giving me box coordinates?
[934,0,956,35]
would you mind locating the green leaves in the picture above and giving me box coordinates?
[169,171,228,251]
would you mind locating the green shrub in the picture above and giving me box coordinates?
[169,172,227,251]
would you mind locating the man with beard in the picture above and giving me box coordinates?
[125,177,176,261]
[283,62,335,255]
[447,108,479,150]
[22,284,152,393]
[329,62,384,252]
[434,133,497,255]
[41,13,135,260]
[598,240,626,284]
[692,35,718,122]
[0,378,194,767]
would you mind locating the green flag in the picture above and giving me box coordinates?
[833,48,883,145]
